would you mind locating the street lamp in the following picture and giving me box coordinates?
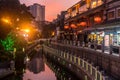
[1,18,11,24]
[24,29,30,33]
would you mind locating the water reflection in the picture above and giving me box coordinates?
[27,52,45,74]
[45,56,80,80]
[23,50,56,80]
[3,48,80,80]
[23,64,56,80]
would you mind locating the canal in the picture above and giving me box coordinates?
[3,48,80,80]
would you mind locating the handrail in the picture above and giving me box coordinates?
[43,45,109,80]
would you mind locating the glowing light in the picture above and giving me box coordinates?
[23,34,28,37]
[78,30,82,33]
[86,0,91,8]
[26,56,30,62]
[52,32,55,36]
[80,22,87,27]
[94,16,102,23]
[16,27,19,30]
[24,29,30,33]
[71,24,77,28]
[1,18,11,24]
[64,26,69,29]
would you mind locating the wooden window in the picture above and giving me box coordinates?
[108,11,114,19]
[117,9,120,17]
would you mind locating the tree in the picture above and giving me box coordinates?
[1,34,14,51]
[41,23,56,38]
[0,0,33,40]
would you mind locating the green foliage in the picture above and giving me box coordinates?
[0,31,27,51]
[1,34,14,51]
[0,0,33,40]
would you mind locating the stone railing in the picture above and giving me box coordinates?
[54,40,120,56]
[43,45,109,80]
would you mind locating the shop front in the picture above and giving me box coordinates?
[88,31,104,49]
[98,28,120,53]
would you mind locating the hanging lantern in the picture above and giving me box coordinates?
[64,26,69,29]
[94,16,102,23]
[71,24,77,28]
[80,21,87,27]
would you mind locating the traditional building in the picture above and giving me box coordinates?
[64,0,104,42]
[63,0,120,52]
[52,11,66,40]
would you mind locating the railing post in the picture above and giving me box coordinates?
[77,41,80,46]
[82,42,85,47]
[109,45,112,55]
[94,42,97,50]
[74,56,76,63]
[119,47,120,57]
[78,57,80,65]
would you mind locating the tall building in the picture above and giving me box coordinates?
[29,3,45,22]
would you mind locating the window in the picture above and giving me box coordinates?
[90,0,103,9]
[91,1,97,8]
[117,9,120,17]
[79,4,87,14]
[108,11,115,19]
[65,13,70,19]
[97,0,103,6]
[71,10,77,17]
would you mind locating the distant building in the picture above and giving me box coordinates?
[29,3,45,22]
[52,11,66,40]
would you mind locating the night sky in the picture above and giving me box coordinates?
[20,0,80,21]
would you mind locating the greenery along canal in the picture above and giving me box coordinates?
[3,47,80,80]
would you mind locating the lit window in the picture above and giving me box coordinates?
[98,0,103,6]
[71,10,77,17]
[91,1,97,8]
[91,0,103,9]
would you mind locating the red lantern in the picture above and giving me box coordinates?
[64,26,69,29]
[94,16,102,23]
[80,22,87,27]
[71,24,77,28]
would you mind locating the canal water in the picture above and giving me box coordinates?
[3,48,80,80]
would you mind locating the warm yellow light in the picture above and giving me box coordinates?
[16,27,19,30]
[1,18,11,24]
[64,26,69,29]
[71,24,77,28]
[78,30,82,33]
[86,0,91,8]
[24,29,30,33]
[52,32,55,36]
